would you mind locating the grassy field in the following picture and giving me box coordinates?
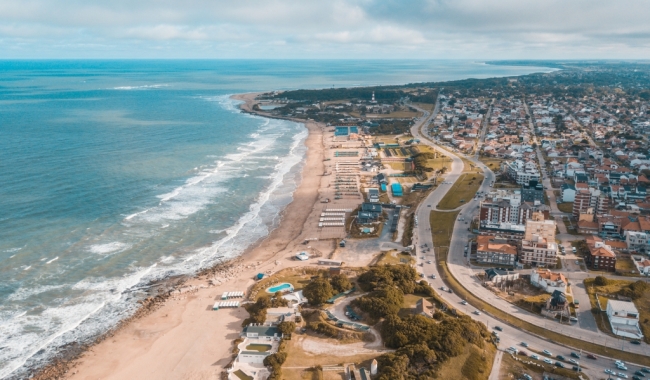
[374,250,414,266]
[557,202,573,213]
[437,173,485,210]
[434,252,650,366]
[584,277,650,343]
[616,255,638,274]
[478,157,503,171]
[412,102,435,112]
[430,210,460,251]
[436,343,495,380]
[249,267,319,300]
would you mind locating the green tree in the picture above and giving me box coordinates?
[277,321,296,335]
[330,274,352,293]
[594,275,609,286]
[303,277,334,305]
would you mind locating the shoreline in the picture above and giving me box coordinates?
[30,92,328,380]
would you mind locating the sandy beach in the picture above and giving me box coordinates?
[54,93,334,380]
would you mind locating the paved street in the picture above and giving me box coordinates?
[404,100,650,378]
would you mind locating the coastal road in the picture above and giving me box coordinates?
[407,103,649,377]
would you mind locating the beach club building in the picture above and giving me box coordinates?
[391,182,403,197]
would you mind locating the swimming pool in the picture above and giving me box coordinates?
[267,283,293,293]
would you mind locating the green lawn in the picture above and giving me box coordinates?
[437,173,484,210]
[430,210,460,252]
[234,370,254,380]
[557,202,573,213]
[245,344,272,352]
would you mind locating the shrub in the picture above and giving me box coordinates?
[303,277,335,305]
[330,274,352,294]
[277,321,296,335]
[594,276,610,286]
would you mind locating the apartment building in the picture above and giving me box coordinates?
[476,235,517,266]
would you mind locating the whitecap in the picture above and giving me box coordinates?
[46,257,59,264]
[88,242,131,255]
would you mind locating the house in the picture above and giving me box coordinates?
[484,268,519,284]
[242,324,282,341]
[476,235,517,266]
[357,202,382,224]
[414,298,434,318]
[625,231,650,253]
[585,241,617,272]
[530,269,567,294]
[543,290,570,319]
[561,183,576,203]
[367,188,380,203]
[606,300,643,339]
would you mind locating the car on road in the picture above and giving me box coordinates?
[543,358,553,364]
[634,376,644,380]
[619,374,629,379]
[427,260,432,264]
[570,352,580,358]
[494,326,503,331]
[572,366,582,372]
[569,359,579,365]
[427,204,431,207]
[606,369,616,375]
[460,300,467,305]
[557,355,566,361]
[420,256,425,259]
[430,274,436,279]
[520,342,528,347]
[473,310,481,315]
[634,370,645,377]
[642,368,650,373]
[586,353,597,360]
[555,362,565,368]
[542,350,552,356]
[530,354,539,360]
[631,340,641,345]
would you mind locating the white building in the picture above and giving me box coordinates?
[606,300,643,339]
[625,231,650,253]
[530,269,567,294]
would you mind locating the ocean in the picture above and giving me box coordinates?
[0,60,554,378]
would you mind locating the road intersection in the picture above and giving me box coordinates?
[405,99,650,378]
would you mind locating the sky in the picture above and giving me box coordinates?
[1,0,649,59]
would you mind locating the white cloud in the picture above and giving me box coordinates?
[0,0,648,58]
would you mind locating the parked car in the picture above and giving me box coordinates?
[543,358,553,364]
[555,362,565,368]
[570,352,580,358]
[494,326,503,331]
[569,359,579,365]
[542,350,552,356]
[530,354,539,360]
[473,310,481,315]
[634,371,645,377]
[556,355,566,361]
[572,366,582,372]
[631,340,641,345]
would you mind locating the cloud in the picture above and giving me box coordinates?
[0,0,648,58]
